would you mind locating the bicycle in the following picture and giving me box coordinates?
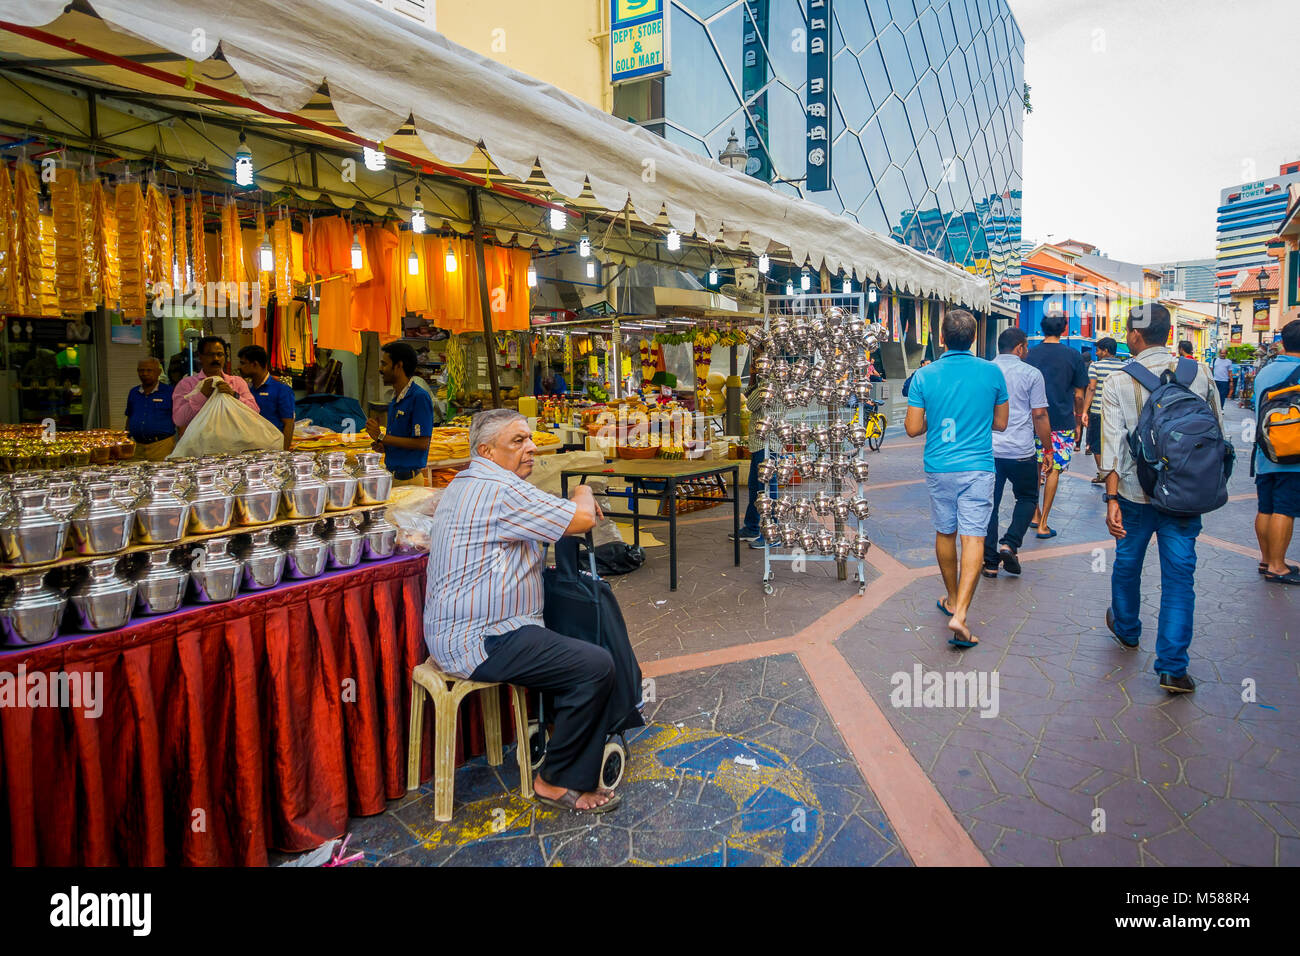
[859,398,888,452]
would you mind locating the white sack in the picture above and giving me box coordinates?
[169,391,284,458]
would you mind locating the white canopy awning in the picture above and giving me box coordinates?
[2,0,991,310]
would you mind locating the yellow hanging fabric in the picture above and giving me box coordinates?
[93,179,118,312]
[273,213,292,303]
[116,182,146,319]
[0,163,13,312]
[174,189,188,292]
[14,162,42,315]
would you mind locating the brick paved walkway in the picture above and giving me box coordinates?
[345,401,1298,867]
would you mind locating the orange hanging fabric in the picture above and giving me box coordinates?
[80,177,100,310]
[174,190,188,292]
[145,183,170,291]
[273,214,293,303]
[349,225,396,334]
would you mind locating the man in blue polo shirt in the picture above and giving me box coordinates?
[904,309,1009,649]
[125,356,176,460]
[366,341,433,486]
[238,345,296,451]
[1255,318,1300,584]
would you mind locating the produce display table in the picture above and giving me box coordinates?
[560,460,740,591]
[0,553,505,866]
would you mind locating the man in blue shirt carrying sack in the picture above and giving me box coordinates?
[366,342,434,487]
[905,308,1009,649]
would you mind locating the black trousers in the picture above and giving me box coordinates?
[985,454,1039,564]
[470,624,615,792]
[1216,379,1230,406]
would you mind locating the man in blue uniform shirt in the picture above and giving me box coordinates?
[238,345,295,450]
[125,356,176,460]
[366,342,433,486]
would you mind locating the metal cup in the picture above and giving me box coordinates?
[831,497,851,520]
[760,518,780,542]
[850,459,871,481]
[829,421,849,444]
[831,453,852,477]
[795,385,815,407]
[813,491,833,516]
[778,526,800,548]
[771,360,791,384]
[851,533,872,559]
[815,383,837,405]
[816,528,836,554]
[849,425,868,448]
[757,383,778,408]
[753,418,773,440]
[833,536,853,560]
[752,355,773,377]
[755,494,775,518]
[757,458,778,483]
[775,421,795,444]
[793,422,814,446]
[812,459,833,482]
[790,358,810,382]
[835,382,855,405]
[854,381,874,403]
[776,458,797,483]
[849,496,871,519]
[796,454,816,476]
[781,387,800,407]
[792,497,812,521]
[813,426,831,449]
[798,529,818,553]
[773,496,794,519]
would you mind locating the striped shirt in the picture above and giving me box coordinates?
[423,457,579,677]
[1088,356,1126,415]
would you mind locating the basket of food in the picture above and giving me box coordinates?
[617,445,658,460]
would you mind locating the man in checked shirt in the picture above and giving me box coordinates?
[424,409,619,812]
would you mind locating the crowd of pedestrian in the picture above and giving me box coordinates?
[899,305,1300,695]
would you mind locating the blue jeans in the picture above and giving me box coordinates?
[1110,497,1201,676]
[741,449,778,535]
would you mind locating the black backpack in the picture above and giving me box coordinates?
[1123,356,1234,516]
[543,537,645,735]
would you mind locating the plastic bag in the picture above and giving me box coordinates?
[385,486,445,553]
[169,391,284,457]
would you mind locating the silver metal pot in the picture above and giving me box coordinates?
[353,452,393,506]
[751,355,772,377]
[46,480,80,522]
[69,557,137,631]
[833,536,853,560]
[795,385,815,407]
[324,514,364,570]
[813,491,833,516]
[812,458,833,482]
[233,464,281,526]
[792,497,813,521]
[798,529,818,552]
[831,497,851,520]
[829,421,849,444]
[752,418,772,441]
[831,453,852,477]
[186,465,236,534]
[756,458,777,483]
[134,474,192,545]
[850,532,872,560]
[812,426,831,449]
[187,537,242,603]
[853,381,873,404]
[134,548,189,616]
[759,518,780,544]
[755,494,775,518]
[70,482,134,556]
[779,387,799,408]
[279,459,328,520]
[321,452,359,511]
[361,508,397,560]
[774,421,794,444]
[849,425,868,448]
[775,458,797,484]
[285,522,330,579]
[790,358,810,383]
[816,528,836,554]
[240,528,287,591]
[793,422,813,445]
[756,383,778,408]
[1,571,66,646]
[807,365,827,386]
[0,489,69,566]
[850,459,871,482]
[849,496,871,520]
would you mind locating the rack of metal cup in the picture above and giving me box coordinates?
[0,449,401,647]
[751,293,888,595]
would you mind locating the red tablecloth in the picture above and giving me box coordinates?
[0,554,506,866]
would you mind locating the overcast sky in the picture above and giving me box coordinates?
[1006,0,1300,264]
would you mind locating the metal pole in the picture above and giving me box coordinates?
[611,316,622,399]
[469,188,502,408]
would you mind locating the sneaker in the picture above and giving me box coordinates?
[1106,607,1139,649]
[1159,672,1195,694]
[998,546,1021,576]
[749,537,768,549]
[729,530,761,542]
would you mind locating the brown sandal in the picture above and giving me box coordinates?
[535,788,622,814]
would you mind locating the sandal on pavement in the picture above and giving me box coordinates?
[936,597,954,616]
[1263,570,1300,586]
[1035,529,1058,539]
[536,788,622,814]
[1258,561,1300,575]
[947,629,979,649]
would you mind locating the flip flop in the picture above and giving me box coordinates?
[1029,521,1038,529]
[535,788,622,814]
[947,630,979,649]
[1263,570,1300,586]
[1035,529,1058,539]
[936,598,954,616]
[1258,562,1300,575]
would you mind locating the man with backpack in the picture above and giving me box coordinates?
[1253,319,1300,584]
[1099,303,1230,694]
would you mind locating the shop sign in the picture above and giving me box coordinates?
[742,0,771,182]
[1253,297,1271,332]
[1231,324,1242,343]
[1239,181,1266,202]
[805,0,832,192]
[611,0,669,84]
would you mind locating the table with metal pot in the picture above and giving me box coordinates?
[0,449,402,648]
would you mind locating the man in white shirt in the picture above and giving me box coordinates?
[984,327,1053,577]
[1212,348,1233,407]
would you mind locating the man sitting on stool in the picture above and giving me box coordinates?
[423,409,619,813]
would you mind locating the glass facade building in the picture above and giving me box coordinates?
[615,0,1025,308]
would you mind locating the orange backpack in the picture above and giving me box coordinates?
[1257,364,1300,464]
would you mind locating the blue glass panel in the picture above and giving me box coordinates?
[990,64,1005,107]
[937,1,957,50]
[767,0,808,86]
[866,0,895,30]
[860,114,891,173]
[859,39,894,106]
[903,89,928,145]
[904,22,929,79]
[663,12,740,137]
[888,0,918,27]
[970,128,989,177]
[1010,47,1024,91]
[964,45,980,87]
[977,0,994,31]
[991,14,1007,62]
[951,0,972,46]
[711,3,760,99]
[947,109,970,155]
[877,93,915,151]
[937,59,957,108]
[664,124,709,158]
[917,70,943,126]
[973,82,990,129]
[933,110,955,159]
[858,194,891,237]
[807,180,845,214]
[835,51,873,130]
[874,163,913,223]
[919,5,945,71]
[973,30,990,81]
[917,129,943,187]
[950,48,972,99]
[764,80,806,180]
[878,24,916,91]
[901,151,928,206]
[835,0,874,52]
[832,133,870,210]
[948,158,971,209]
[676,0,737,18]
[831,92,846,141]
